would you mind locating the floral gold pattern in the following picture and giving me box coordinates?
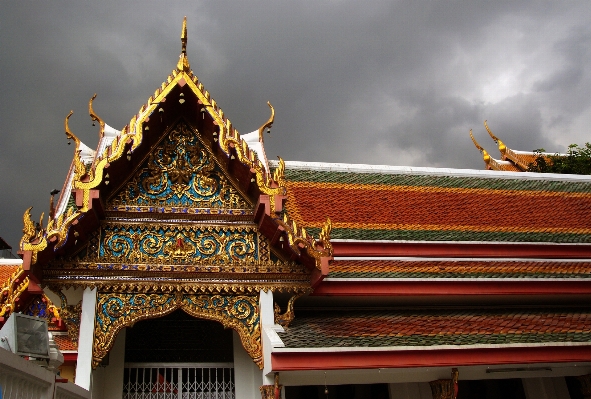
[98,223,261,263]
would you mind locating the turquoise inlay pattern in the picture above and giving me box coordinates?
[99,223,261,263]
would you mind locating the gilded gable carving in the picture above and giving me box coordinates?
[109,121,250,212]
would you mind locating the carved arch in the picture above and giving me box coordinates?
[92,292,261,368]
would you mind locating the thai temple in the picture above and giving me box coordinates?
[2,18,591,399]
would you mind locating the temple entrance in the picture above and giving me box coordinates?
[123,310,235,398]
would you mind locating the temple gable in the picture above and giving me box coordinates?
[108,120,251,214]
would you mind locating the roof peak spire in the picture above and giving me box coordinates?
[177,16,190,72]
[181,16,187,54]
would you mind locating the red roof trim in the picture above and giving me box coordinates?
[271,345,591,371]
[312,280,591,296]
[332,241,591,258]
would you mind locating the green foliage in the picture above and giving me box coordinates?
[527,143,591,175]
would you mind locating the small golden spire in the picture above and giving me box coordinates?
[177,16,190,72]
[181,16,187,54]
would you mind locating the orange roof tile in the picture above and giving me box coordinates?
[282,168,591,242]
[53,334,77,351]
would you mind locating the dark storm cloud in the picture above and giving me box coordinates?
[1,1,590,248]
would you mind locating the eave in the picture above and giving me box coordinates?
[271,344,591,371]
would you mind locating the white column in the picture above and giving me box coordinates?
[259,289,275,386]
[101,328,126,399]
[233,330,261,399]
[522,377,571,399]
[75,287,97,390]
[389,382,433,399]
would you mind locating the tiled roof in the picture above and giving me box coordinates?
[53,334,77,351]
[282,168,591,243]
[329,260,591,279]
[278,308,591,348]
[0,264,19,284]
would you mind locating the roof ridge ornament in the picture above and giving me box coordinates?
[258,101,275,143]
[89,94,106,137]
[177,16,190,72]
[484,120,506,156]
[469,129,491,166]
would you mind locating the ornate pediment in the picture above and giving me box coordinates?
[108,120,251,214]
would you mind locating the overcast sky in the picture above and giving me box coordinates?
[1,1,590,249]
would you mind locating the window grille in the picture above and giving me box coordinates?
[123,363,235,399]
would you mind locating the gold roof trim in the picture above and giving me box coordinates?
[0,265,28,319]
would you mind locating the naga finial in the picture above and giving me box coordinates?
[65,111,87,180]
[22,207,37,243]
[484,120,506,155]
[64,110,80,149]
[258,101,275,143]
[89,93,105,136]
[469,129,491,165]
[177,16,190,72]
[319,217,332,247]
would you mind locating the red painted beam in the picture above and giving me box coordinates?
[62,353,78,362]
[333,241,591,259]
[272,345,591,371]
[312,280,591,296]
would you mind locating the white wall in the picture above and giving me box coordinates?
[233,330,262,399]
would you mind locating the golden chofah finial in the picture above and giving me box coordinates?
[484,120,506,155]
[177,16,190,72]
[469,129,490,165]
[89,93,105,137]
[257,101,275,143]
[22,206,36,243]
[64,110,80,149]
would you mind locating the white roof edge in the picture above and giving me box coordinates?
[268,160,591,182]
[330,239,591,246]
[272,341,591,353]
[0,259,23,265]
